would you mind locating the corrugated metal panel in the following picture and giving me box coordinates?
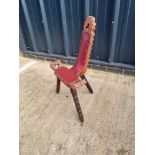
[113,0,135,65]
[64,0,85,57]
[19,0,135,68]
[89,0,115,61]
[43,0,65,55]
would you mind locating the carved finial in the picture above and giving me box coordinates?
[83,16,96,35]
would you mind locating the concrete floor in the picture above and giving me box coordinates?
[19,56,135,155]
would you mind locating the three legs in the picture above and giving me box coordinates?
[55,75,93,123]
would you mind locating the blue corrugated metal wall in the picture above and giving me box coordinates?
[19,0,135,68]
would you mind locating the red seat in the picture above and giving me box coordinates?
[54,67,78,84]
[54,30,90,87]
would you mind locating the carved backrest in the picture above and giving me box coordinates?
[71,16,96,76]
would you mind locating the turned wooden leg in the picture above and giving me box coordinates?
[70,88,84,123]
[56,78,61,93]
[80,75,93,94]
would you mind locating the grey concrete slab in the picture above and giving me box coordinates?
[19,57,135,155]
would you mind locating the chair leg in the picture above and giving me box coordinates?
[80,75,93,94]
[56,78,61,93]
[70,88,84,123]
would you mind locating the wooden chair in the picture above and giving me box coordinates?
[50,16,96,124]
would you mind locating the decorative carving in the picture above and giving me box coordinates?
[84,16,96,34]
[80,16,96,76]
[70,88,84,124]
[50,60,63,70]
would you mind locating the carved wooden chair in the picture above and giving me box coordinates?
[50,16,96,124]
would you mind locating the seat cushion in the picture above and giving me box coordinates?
[54,67,79,84]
